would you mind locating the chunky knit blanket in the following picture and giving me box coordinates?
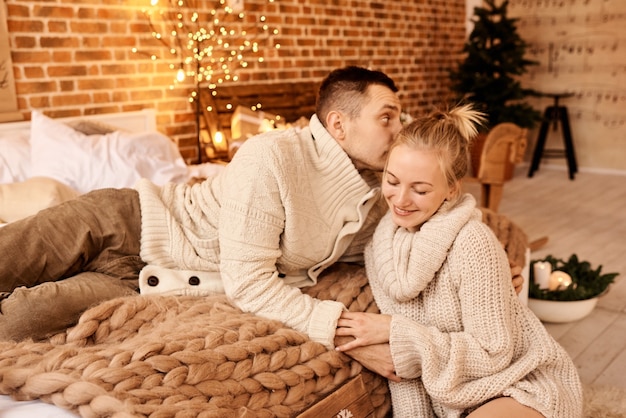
[0,264,389,417]
[0,211,526,417]
[479,207,528,269]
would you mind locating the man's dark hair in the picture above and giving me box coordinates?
[316,66,398,127]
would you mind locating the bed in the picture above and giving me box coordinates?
[0,96,530,417]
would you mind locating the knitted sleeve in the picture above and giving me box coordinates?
[390,221,521,408]
[216,136,344,350]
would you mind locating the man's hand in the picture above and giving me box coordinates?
[510,261,524,295]
[334,335,401,382]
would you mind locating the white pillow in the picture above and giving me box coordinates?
[30,111,189,194]
[0,131,31,184]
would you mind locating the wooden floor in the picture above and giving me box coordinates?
[465,166,626,390]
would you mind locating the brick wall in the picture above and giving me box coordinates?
[5,0,467,163]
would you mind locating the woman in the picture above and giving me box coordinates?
[335,104,582,417]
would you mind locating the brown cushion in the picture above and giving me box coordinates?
[0,176,79,223]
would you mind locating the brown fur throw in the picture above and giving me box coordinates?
[0,263,390,417]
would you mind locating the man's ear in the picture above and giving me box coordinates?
[326,111,346,141]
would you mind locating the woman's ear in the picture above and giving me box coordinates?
[326,111,346,141]
[447,180,461,201]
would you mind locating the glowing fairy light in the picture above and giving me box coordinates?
[133,0,279,91]
[133,0,279,163]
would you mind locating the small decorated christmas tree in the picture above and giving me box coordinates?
[450,0,541,130]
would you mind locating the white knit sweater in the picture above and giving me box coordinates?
[135,115,387,349]
[365,194,582,418]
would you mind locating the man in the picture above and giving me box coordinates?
[0,66,520,380]
[0,67,400,348]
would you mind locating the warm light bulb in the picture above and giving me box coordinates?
[214,131,224,145]
[176,68,185,82]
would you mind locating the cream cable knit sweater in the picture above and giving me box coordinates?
[136,115,386,349]
[365,194,582,418]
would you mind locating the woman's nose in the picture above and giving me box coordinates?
[394,187,411,207]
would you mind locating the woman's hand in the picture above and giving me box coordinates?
[510,260,524,295]
[335,311,391,351]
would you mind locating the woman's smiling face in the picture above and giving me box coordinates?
[382,144,455,232]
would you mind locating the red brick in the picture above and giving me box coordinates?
[52,51,73,63]
[13,36,36,48]
[41,36,81,48]
[77,78,116,90]
[75,50,113,62]
[11,50,52,64]
[48,21,68,32]
[48,65,88,77]
[16,80,58,95]
[29,96,51,108]
[34,6,74,19]
[24,66,45,78]
[52,93,92,107]
[60,80,75,92]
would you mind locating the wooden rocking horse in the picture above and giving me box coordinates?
[467,122,528,213]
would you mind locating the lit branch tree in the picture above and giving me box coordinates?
[133,0,280,162]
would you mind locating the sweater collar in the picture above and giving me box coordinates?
[372,194,480,302]
[308,114,381,190]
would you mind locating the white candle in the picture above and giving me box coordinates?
[549,270,573,291]
[533,261,552,289]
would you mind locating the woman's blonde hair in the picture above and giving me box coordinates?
[388,103,485,203]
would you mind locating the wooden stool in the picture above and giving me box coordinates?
[527,93,578,180]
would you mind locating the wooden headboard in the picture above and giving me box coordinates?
[199,81,320,140]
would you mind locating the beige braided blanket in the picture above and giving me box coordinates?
[0,212,526,417]
[479,207,528,270]
[0,263,390,418]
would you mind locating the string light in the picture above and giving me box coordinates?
[134,0,280,93]
[176,67,186,82]
[133,0,280,163]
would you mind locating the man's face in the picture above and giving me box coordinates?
[339,84,403,171]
